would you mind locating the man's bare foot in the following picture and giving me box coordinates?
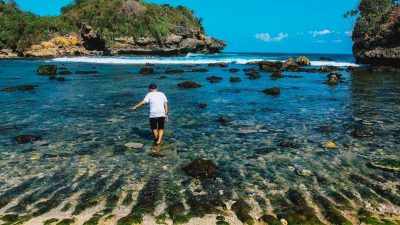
[156,139,162,145]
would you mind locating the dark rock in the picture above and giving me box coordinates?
[346,66,355,72]
[58,69,72,75]
[279,141,297,148]
[1,87,18,92]
[57,77,66,82]
[389,98,400,103]
[327,72,342,79]
[319,66,341,73]
[75,70,98,74]
[208,62,228,67]
[283,58,298,68]
[351,127,374,138]
[139,66,154,75]
[191,68,208,72]
[159,75,167,79]
[229,76,241,82]
[49,76,58,81]
[80,23,106,51]
[258,61,283,72]
[165,69,184,74]
[320,56,333,61]
[216,216,225,221]
[297,56,311,66]
[167,202,185,220]
[37,65,57,75]
[178,81,202,88]
[246,71,260,79]
[183,158,219,179]
[319,125,333,132]
[271,71,284,79]
[259,215,280,225]
[206,76,223,83]
[263,87,280,96]
[199,102,207,109]
[18,85,36,91]
[229,68,240,73]
[243,68,258,73]
[14,135,41,144]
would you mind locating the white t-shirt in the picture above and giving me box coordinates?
[143,91,168,118]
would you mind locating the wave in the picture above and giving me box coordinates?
[51,56,359,67]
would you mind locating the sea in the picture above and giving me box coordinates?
[0,53,399,224]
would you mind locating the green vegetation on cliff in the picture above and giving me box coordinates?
[0,0,204,53]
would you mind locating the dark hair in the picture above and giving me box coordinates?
[149,84,157,90]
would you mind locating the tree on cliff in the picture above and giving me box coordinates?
[6,0,17,8]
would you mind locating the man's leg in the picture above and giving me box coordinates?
[156,117,165,145]
[150,118,158,143]
[156,129,164,144]
[152,129,159,142]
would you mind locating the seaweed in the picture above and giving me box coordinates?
[0,177,38,209]
[56,218,75,225]
[83,213,102,225]
[358,209,397,225]
[312,193,352,225]
[259,214,280,225]
[43,218,59,225]
[122,191,133,206]
[231,200,254,225]
[326,189,353,210]
[32,186,74,217]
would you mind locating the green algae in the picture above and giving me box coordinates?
[103,194,119,214]
[0,177,38,209]
[173,215,191,224]
[259,214,280,225]
[122,191,133,206]
[33,186,74,217]
[216,221,230,225]
[156,213,167,224]
[43,218,59,225]
[104,215,116,221]
[358,209,398,225]
[326,189,353,210]
[312,193,352,225]
[61,203,72,212]
[231,200,254,225]
[56,218,75,225]
[117,213,143,225]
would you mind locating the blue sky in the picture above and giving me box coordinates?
[13,0,359,54]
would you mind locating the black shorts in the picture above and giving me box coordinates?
[149,117,165,130]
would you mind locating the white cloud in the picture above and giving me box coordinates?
[332,39,343,43]
[314,39,343,43]
[345,30,353,36]
[255,32,288,42]
[310,29,331,37]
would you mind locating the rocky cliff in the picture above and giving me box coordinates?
[352,0,400,66]
[0,0,225,58]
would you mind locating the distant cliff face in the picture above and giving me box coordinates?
[352,0,400,66]
[0,0,225,58]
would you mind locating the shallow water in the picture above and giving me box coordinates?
[0,54,399,225]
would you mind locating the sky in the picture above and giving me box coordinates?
[13,0,360,54]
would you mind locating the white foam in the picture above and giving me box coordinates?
[51,57,359,67]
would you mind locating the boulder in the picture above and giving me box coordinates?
[297,56,311,66]
[139,66,154,75]
[199,102,207,109]
[14,135,41,144]
[37,65,57,75]
[258,61,283,72]
[271,71,284,79]
[323,141,337,149]
[283,58,298,67]
[263,87,281,96]
[58,69,72,75]
[246,71,260,79]
[206,76,223,83]
[208,62,228,67]
[350,127,374,138]
[191,68,208,72]
[183,158,219,179]
[217,117,230,124]
[165,69,184,74]
[229,76,241,82]
[229,68,240,73]
[178,81,202,88]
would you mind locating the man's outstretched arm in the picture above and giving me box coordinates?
[164,102,168,115]
[130,101,146,111]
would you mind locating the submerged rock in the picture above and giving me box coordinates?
[319,125,333,132]
[246,71,260,79]
[232,200,254,225]
[199,102,208,109]
[323,141,337,149]
[350,127,374,138]
[165,69,184,74]
[271,71,284,79]
[217,117,230,124]
[58,69,72,75]
[75,70,98,74]
[2,85,37,92]
[139,66,154,75]
[183,158,219,179]
[263,87,281,96]
[208,62,228,67]
[37,65,57,75]
[124,142,144,149]
[369,159,400,172]
[229,76,241,82]
[178,81,202,88]
[258,61,283,72]
[229,68,240,73]
[206,76,223,83]
[14,135,42,144]
[279,141,296,148]
[191,68,208,72]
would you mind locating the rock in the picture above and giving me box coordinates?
[259,215,280,225]
[49,76,58,81]
[231,200,254,225]
[124,142,144,149]
[57,77,66,82]
[229,76,241,82]
[280,218,288,225]
[2,85,37,92]
[183,158,219,179]
[346,66,355,72]
[58,69,72,75]
[271,71,284,79]
[369,159,400,172]
[297,56,311,66]
[246,71,260,79]
[75,70,98,74]
[243,68,258,72]
[319,125,333,132]
[208,62,228,67]
[279,141,296,148]
[216,216,225,221]
[191,68,208,72]
[178,81,202,88]
[263,87,281,96]
[0,48,18,58]
[326,73,343,85]
[14,135,41,144]
[1,87,17,92]
[139,66,154,75]
[206,76,223,83]
[320,56,333,61]
[229,68,240,73]
[258,61,283,72]
[327,72,343,80]
[296,169,313,177]
[80,23,106,51]
[351,127,374,138]
[165,69,184,74]
[319,66,340,73]
[323,141,337,149]
[37,65,57,75]
[283,58,298,68]
[199,102,207,109]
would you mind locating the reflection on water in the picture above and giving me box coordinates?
[0,58,399,225]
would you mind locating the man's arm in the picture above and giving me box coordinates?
[130,101,147,111]
[164,102,168,115]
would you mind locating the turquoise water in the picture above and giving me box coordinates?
[0,53,399,224]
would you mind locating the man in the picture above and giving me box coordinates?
[130,84,168,145]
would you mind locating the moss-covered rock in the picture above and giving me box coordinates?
[37,65,57,75]
[56,218,76,225]
[183,158,219,179]
[43,218,59,225]
[231,200,254,225]
[369,159,400,172]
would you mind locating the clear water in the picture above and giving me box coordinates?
[0,53,399,224]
